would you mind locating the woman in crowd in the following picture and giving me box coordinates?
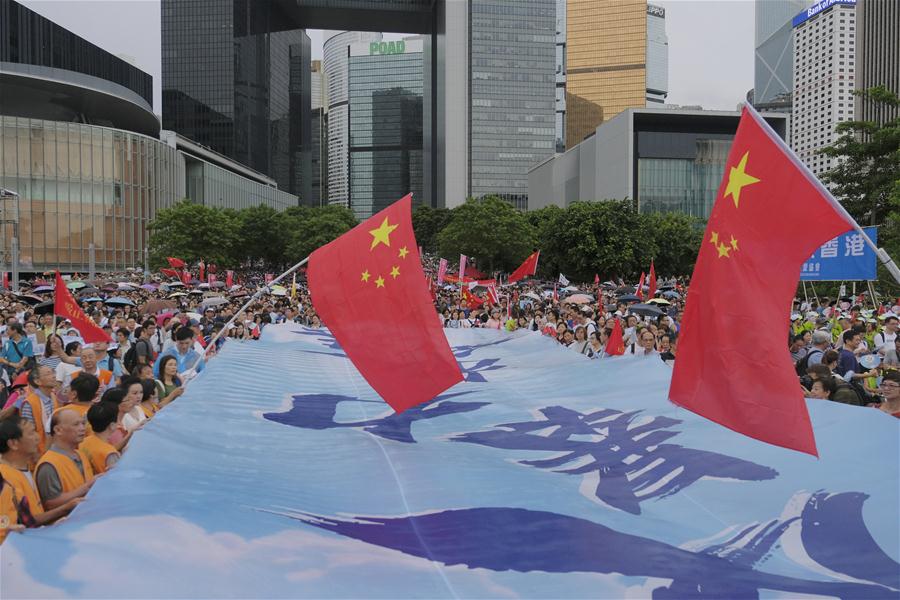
[139,379,160,419]
[119,377,147,432]
[156,355,184,409]
[570,326,592,356]
[38,334,78,371]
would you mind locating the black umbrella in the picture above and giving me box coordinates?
[617,294,641,303]
[34,300,55,315]
[628,303,665,317]
[16,293,44,305]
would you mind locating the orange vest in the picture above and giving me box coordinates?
[0,463,43,517]
[78,435,119,475]
[35,448,94,502]
[0,477,17,544]
[71,369,113,388]
[22,392,59,455]
[140,402,158,419]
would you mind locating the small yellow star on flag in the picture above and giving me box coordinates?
[710,231,719,246]
[716,243,732,259]
[375,276,385,288]
[369,217,398,250]
[361,270,370,282]
[730,236,739,251]
[398,246,409,259]
[390,266,400,279]
[724,151,761,209]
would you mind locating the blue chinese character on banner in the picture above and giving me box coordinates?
[453,406,778,514]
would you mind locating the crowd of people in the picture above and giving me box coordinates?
[0,264,898,544]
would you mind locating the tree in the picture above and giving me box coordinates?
[284,205,358,262]
[412,204,452,254]
[537,200,656,282]
[237,204,288,268]
[148,200,240,269]
[644,212,705,277]
[820,86,900,225]
[436,196,536,272]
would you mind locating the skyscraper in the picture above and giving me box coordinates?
[754,0,809,108]
[555,0,567,153]
[161,0,310,199]
[855,0,900,126]
[565,0,669,148]
[469,0,556,209]
[310,60,328,205]
[323,30,382,207]
[348,38,424,220]
[792,0,857,178]
[645,4,669,105]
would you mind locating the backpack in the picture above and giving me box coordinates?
[795,348,823,376]
[123,339,150,373]
[834,379,873,407]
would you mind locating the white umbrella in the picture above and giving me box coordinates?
[522,292,542,301]
[201,296,229,308]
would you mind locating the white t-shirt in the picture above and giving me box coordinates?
[122,406,147,432]
[874,330,897,353]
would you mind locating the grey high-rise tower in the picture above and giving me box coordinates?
[162,0,310,201]
[754,0,808,107]
[856,0,900,126]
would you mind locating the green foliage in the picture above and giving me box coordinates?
[436,196,536,272]
[148,200,241,269]
[412,204,452,253]
[820,86,900,225]
[237,205,288,267]
[644,212,706,277]
[284,205,358,262]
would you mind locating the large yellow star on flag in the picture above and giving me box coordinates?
[369,217,398,250]
[724,151,761,209]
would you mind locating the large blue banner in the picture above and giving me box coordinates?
[800,226,877,281]
[2,327,898,598]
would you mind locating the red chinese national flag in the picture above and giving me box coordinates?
[636,272,645,301]
[53,272,111,344]
[648,261,657,300]
[307,194,463,412]
[160,268,179,278]
[605,318,625,356]
[226,270,234,288]
[508,250,540,284]
[166,257,186,269]
[669,107,854,456]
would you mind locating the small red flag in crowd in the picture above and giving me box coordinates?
[594,273,600,285]
[54,272,110,344]
[226,270,234,288]
[648,261,657,300]
[437,258,448,285]
[307,194,463,413]
[199,261,206,281]
[160,268,180,278]
[462,286,483,308]
[508,250,540,284]
[636,272,646,300]
[166,257,186,269]
[180,270,191,285]
[669,107,856,456]
[605,318,625,356]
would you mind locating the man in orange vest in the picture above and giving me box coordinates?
[79,402,121,474]
[0,417,81,530]
[35,408,97,511]
[62,347,113,400]
[19,366,58,455]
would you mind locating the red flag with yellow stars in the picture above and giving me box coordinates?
[669,107,854,456]
[307,194,463,412]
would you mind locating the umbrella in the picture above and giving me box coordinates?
[77,286,100,295]
[104,297,135,306]
[210,281,226,289]
[229,291,249,299]
[522,292,542,301]
[562,294,593,304]
[66,281,87,290]
[270,285,287,297]
[16,294,44,305]
[81,297,103,303]
[647,298,671,305]
[118,282,139,290]
[198,283,210,289]
[617,294,641,303]
[169,292,188,298]
[102,285,118,292]
[140,284,158,291]
[186,312,202,321]
[662,290,681,299]
[31,286,54,294]
[166,281,185,288]
[561,285,580,293]
[628,303,665,317]
[229,285,242,291]
[201,297,229,308]
[34,300,55,315]
[140,299,177,315]
[188,289,205,295]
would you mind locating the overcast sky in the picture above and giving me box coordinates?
[19,0,756,115]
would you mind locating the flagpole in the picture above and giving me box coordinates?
[745,104,900,284]
[206,255,310,350]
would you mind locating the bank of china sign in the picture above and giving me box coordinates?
[792,0,855,27]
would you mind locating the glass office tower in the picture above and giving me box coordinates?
[469,0,556,210]
[348,38,424,220]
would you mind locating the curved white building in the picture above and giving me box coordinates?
[323,31,382,207]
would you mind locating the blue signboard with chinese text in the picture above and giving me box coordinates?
[800,226,877,281]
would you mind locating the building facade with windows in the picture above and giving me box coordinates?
[469,0,556,210]
[855,0,899,126]
[645,4,669,105]
[323,30,383,207]
[348,38,423,220]
[791,0,857,178]
[753,0,809,110]
[527,108,789,218]
[310,60,328,205]
[0,0,296,274]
